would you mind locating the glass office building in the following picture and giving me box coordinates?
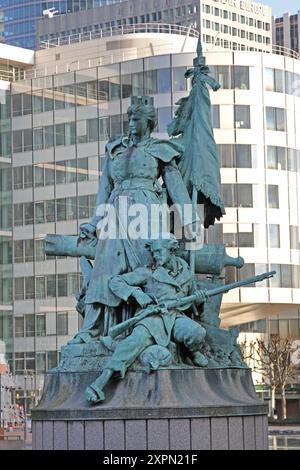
[1,30,300,403]
[0,0,124,49]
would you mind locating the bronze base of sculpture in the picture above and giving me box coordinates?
[31,367,268,450]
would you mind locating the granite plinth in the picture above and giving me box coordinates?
[32,368,268,449]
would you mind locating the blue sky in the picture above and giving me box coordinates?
[267,0,299,16]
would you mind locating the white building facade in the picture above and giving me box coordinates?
[0,29,300,402]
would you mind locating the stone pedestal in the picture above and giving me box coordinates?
[32,368,268,450]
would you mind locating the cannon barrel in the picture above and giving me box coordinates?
[45,234,244,275]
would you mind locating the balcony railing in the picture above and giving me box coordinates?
[39,23,200,49]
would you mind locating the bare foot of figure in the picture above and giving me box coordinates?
[85,369,113,404]
[85,385,105,404]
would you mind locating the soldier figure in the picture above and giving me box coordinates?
[85,235,208,404]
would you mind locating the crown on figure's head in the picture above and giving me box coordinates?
[131,96,154,106]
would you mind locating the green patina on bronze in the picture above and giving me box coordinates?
[44,41,276,405]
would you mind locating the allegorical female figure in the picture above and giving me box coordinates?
[70,96,196,343]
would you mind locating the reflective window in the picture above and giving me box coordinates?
[172,67,187,92]
[233,66,249,89]
[268,185,279,208]
[235,105,250,129]
[267,146,286,170]
[236,145,251,168]
[36,276,46,299]
[57,313,68,335]
[15,317,24,338]
[157,107,172,133]
[15,278,24,301]
[212,105,220,128]
[25,277,35,300]
[266,107,286,132]
[269,224,280,248]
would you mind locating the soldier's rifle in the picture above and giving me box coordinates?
[108,270,276,339]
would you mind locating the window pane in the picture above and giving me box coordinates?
[23,129,32,152]
[56,160,66,184]
[58,274,68,296]
[235,105,250,128]
[237,184,253,207]
[109,76,121,100]
[33,128,43,150]
[266,107,276,130]
[265,68,274,91]
[222,184,235,207]
[35,239,45,261]
[157,107,171,133]
[275,69,284,93]
[13,130,22,153]
[25,314,35,337]
[24,202,34,225]
[15,278,24,300]
[87,118,98,142]
[110,115,121,137]
[268,185,279,208]
[45,126,54,148]
[276,108,286,132]
[47,275,56,297]
[216,66,230,89]
[14,240,24,263]
[45,200,55,222]
[35,202,45,224]
[77,158,88,182]
[45,166,55,185]
[23,166,33,189]
[55,124,65,146]
[36,352,46,373]
[34,165,44,187]
[66,159,77,183]
[65,122,76,145]
[269,224,280,248]
[14,167,23,189]
[36,315,46,336]
[36,276,45,299]
[66,197,77,220]
[281,265,292,288]
[25,277,35,299]
[15,317,24,337]
[99,117,109,140]
[23,94,32,115]
[57,313,68,335]
[218,144,233,168]
[234,66,249,89]
[236,145,251,167]
[14,204,23,226]
[24,239,34,262]
[212,105,220,128]
[157,68,171,93]
[144,70,157,94]
[173,67,187,92]
[56,198,66,221]
[78,195,89,219]
[47,351,57,369]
